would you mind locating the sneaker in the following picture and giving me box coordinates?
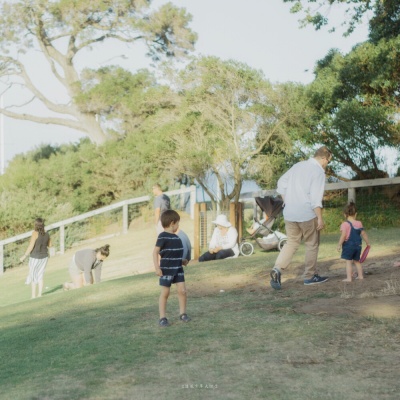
[159,317,169,327]
[270,267,282,290]
[179,313,191,322]
[304,274,329,285]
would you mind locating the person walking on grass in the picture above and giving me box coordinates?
[337,202,370,282]
[270,146,332,290]
[20,218,52,299]
[153,209,190,327]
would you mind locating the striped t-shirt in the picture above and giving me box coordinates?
[156,232,184,276]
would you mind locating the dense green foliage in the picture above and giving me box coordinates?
[283,0,400,179]
[0,137,152,236]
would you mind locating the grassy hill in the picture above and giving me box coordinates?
[0,224,399,400]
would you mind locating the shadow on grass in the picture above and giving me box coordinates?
[44,284,63,295]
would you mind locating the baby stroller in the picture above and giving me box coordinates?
[239,196,287,256]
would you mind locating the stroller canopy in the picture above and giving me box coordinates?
[255,196,283,221]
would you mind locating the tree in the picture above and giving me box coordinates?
[304,46,400,179]
[283,0,375,36]
[149,57,305,210]
[0,0,196,144]
[284,0,400,40]
[75,66,176,136]
[283,0,400,178]
[369,0,400,43]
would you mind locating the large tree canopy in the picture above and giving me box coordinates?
[284,0,400,178]
[0,0,196,143]
[146,57,306,210]
[304,42,400,179]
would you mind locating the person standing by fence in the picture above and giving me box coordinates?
[153,184,171,235]
[20,218,52,299]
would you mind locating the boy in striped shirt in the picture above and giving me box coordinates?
[153,210,190,327]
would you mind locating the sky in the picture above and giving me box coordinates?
[0,0,370,170]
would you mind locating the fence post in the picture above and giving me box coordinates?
[122,204,128,234]
[60,225,65,255]
[348,188,356,203]
[237,203,244,242]
[229,203,236,226]
[190,185,196,219]
[200,203,207,249]
[194,203,200,260]
[0,244,3,275]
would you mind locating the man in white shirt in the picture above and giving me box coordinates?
[270,146,332,290]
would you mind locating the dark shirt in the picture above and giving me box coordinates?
[30,232,50,259]
[156,232,184,276]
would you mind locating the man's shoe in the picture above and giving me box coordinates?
[179,313,191,322]
[270,267,282,290]
[159,317,169,327]
[304,274,329,285]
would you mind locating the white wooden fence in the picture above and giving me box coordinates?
[239,176,400,203]
[0,186,196,274]
[1,177,399,274]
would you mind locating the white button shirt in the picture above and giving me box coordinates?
[277,158,326,222]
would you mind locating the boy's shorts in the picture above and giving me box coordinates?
[341,244,361,261]
[159,272,185,287]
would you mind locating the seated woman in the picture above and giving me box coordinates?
[63,244,110,290]
[199,215,239,262]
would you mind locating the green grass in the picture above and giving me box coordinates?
[0,229,400,399]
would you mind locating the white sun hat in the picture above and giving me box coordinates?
[212,214,231,228]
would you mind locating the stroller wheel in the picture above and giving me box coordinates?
[240,242,254,256]
[278,238,287,251]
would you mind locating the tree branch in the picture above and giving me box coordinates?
[0,107,85,132]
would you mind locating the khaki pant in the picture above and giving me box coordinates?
[275,218,320,279]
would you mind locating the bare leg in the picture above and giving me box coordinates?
[354,261,364,279]
[71,273,84,289]
[159,286,170,319]
[176,282,187,315]
[342,260,353,282]
[31,283,36,299]
[38,280,44,297]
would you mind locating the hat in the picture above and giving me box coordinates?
[212,214,231,228]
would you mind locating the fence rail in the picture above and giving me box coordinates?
[1,177,399,274]
[239,176,400,203]
[0,186,196,274]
